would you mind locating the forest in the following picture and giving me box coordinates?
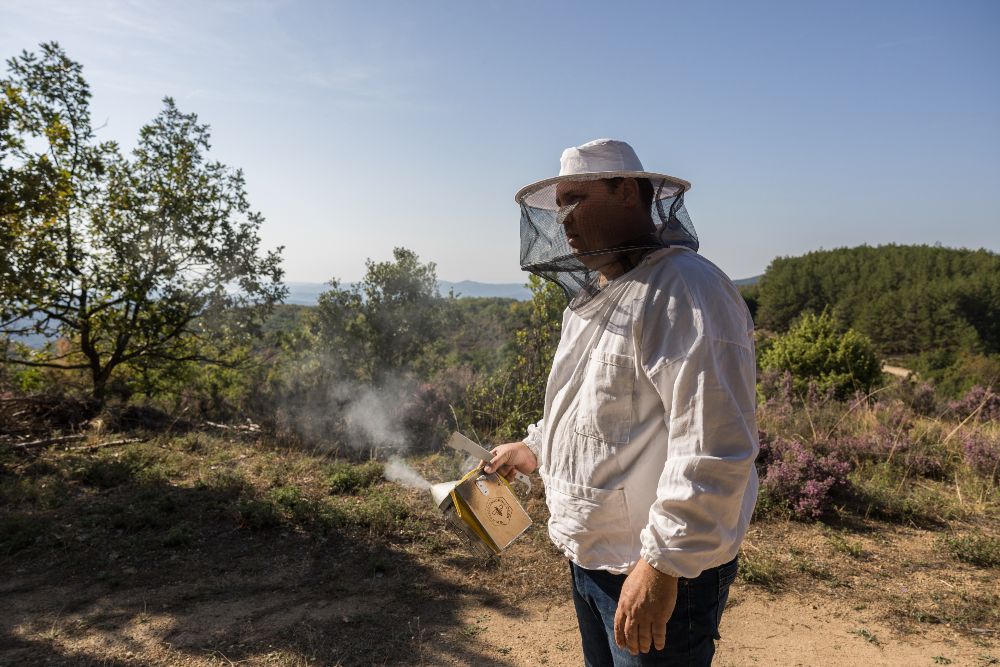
[746,244,1000,394]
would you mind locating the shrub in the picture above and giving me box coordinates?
[948,385,1000,423]
[325,485,424,536]
[459,275,564,443]
[757,369,794,414]
[828,432,947,478]
[758,311,882,400]
[74,457,137,489]
[327,460,384,494]
[235,496,283,529]
[962,432,1000,480]
[893,379,939,416]
[402,382,453,453]
[262,484,321,525]
[757,435,851,520]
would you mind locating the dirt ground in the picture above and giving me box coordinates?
[439,591,999,667]
[3,555,997,666]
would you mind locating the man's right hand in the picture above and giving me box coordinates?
[483,441,537,480]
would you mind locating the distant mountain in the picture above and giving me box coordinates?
[438,281,531,300]
[733,275,762,286]
[284,280,532,304]
[284,282,331,306]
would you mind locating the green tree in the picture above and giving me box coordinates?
[316,247,448,381]
[0,43,285,403]
[1,43,110,333]
[756,245,1000,359]
[759,310,881,400]
[462,274,565,441]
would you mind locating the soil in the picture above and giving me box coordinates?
[439,591,998,667]
[2,534,996,667]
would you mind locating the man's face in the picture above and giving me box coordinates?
[554,179,644,256]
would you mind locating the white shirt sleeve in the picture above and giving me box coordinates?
[638,331,759,579]
[522,417,545,468]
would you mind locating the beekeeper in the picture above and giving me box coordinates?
[484,139,759,666]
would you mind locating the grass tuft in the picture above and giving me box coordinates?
[738,550,782,590]
[941,531,1000,568]
[0,513,46,555]
[327,460,384,494]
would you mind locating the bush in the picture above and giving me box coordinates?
[756,434,852,520]
[759,311,882,400]
[74,457,138,489]
[459,275,564,442]
[327,461,384,494]
[891,378,939,416]
[948,385,1000,423]
[919,352,1000,399]
[235,496,283,530]
[962,431,1000,480]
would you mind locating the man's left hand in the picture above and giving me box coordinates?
[614,558,678,655]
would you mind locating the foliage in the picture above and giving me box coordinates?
[890,378,939,417]
[738,284,759,321]
[316,247,448,382]
[459,275,565,442]
[0,43,285,403]
[756,245,1000,364]
[328,460,384,494]
[948,385,1000,424]
[942,532,1000,568]
[756,433,852,520]
[438,296,526,374]
[758,311,882,400]
[962,431,1000,480]
[914,350,1000,398]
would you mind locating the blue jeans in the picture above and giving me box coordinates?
[570,557,738,667]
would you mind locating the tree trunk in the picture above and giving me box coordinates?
[90,365,114,407]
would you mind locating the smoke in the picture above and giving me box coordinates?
[267,360,452,493]
[384,455,431,491]
[342,383,409,451]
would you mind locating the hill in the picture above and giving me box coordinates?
[288,273,762,305]
[755,245,1000,371]
[284,280,532,304]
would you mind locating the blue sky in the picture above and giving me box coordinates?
[3,0,998,284]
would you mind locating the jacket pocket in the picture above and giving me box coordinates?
[574,350,635,446]
[545,476,635,571]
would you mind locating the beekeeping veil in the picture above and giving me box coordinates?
[516,139,698,309]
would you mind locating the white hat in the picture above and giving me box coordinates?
[514,138,691,210]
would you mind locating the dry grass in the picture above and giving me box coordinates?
[1,418,998,665]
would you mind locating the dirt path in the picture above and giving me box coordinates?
[426,590,997,667]
[881,363,915,379]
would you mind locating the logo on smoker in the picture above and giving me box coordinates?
[487,497,512,526]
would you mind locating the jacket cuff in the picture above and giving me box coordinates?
[639,548,684,578]
[522,438,542,467]
[522,420,544,468]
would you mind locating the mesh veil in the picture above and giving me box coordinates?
[518,177,699,309]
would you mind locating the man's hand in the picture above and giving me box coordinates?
[614,558,678,655]
[482,441,537,481]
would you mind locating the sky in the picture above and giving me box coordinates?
[2,0,998,284]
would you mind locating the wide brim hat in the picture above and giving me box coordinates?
[514,138,691,210]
